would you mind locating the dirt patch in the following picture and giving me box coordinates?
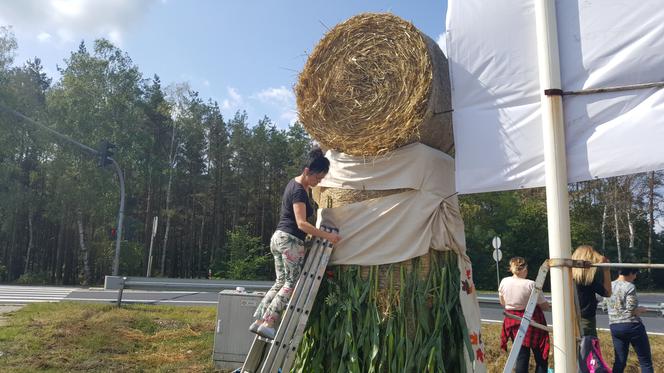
[0,305,23,326]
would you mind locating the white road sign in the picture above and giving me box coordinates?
[492,236,501,249]
[492,249,503,262]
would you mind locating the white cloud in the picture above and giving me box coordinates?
[202,80,210,87]
[253,86,298,126]
[56,27,74,43]
[36,32,52,42]
[437,32,447,57]
[0,0,157,46]
[215,85,297,128]
[255,86,295,107]
[51,0,85,18]
[221,86,244,111]
[280,109,298,125]
[107,29,122,46]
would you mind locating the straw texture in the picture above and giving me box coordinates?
[296,13,454,156]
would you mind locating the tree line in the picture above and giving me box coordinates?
[0,28,309,285]
[1,27,663,289]
[463,177,664,289]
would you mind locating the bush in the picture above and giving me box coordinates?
[15,271,50,285]
[212,225,273,280]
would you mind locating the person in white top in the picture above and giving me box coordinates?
[499,257,550,373]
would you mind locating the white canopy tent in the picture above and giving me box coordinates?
[447,0,664,194]
[446,1,664,371]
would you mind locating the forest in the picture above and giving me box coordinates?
[1,26,662,289]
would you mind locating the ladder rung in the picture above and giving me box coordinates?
[503,312,553,332]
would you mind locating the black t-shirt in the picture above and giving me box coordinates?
[577,270,610,319]
[275,179,313,240]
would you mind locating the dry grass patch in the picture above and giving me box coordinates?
[482,322,664,372]
[0,302,218,372]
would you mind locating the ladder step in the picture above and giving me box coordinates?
[257,336,274,343]
[241,335,270,372]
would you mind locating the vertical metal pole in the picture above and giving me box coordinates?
[147,216,158,277]
[111,158,125,276]
[117,276,126,307]
[496,260,501,291]
[534,0,576,371]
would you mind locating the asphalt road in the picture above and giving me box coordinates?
[0,285,218,306]
[1,285,662,334]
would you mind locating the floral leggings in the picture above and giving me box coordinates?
[253,230,305,324]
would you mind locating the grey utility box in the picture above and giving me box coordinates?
[213,289,265,370]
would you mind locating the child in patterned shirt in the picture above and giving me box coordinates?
[606,267,653,373]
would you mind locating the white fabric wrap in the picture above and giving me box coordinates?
[317,143,465,265]
[316,143,486,372]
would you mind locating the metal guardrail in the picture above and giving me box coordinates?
[104,276,663,315]
[597,298,663,316]
[104,276,273,307]
[479,294,663,316]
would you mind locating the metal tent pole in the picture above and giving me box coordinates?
[533,0,577,371]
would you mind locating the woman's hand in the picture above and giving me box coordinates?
[326,232,341,244]
[601,256,610,263]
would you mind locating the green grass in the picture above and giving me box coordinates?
[0,302,219,373]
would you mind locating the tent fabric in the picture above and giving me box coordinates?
[446,0,664,194]
[315,143,486,372]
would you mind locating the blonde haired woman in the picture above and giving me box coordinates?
[499,257,550,373]
[572,245,611,337]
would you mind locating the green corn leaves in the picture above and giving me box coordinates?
[292,251,473,373]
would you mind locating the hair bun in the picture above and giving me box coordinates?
[308,147,324,159]
[304,146,330,174]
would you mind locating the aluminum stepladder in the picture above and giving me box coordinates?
[502,259,585,373]
[241,226,337,373]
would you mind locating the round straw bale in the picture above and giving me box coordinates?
[296,13,453,156]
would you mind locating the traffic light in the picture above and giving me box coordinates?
[98,140,116,167]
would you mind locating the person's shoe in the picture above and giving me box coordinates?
[248,320,262,334]
[256,324,276,340]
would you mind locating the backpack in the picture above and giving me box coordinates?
[578,335,612,373]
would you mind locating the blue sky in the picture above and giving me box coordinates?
[0,0,447,129]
